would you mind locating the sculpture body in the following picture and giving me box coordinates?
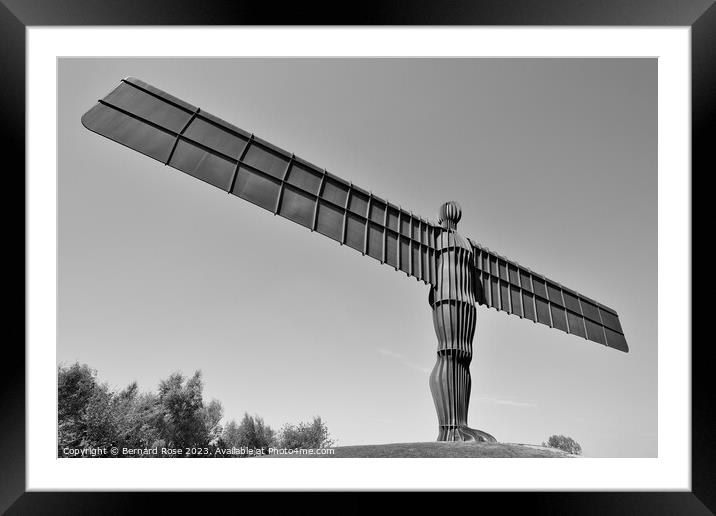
[429,202,496,442]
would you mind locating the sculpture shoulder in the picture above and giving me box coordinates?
[435,230,472,252]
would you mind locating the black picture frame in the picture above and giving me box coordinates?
[5,1,712,513]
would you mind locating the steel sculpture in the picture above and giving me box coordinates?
[82,78,629,443]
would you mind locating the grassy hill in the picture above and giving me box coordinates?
[267,442,576,458]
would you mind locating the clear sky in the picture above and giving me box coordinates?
[58,57,656,457]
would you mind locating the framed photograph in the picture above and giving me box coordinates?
[8,0,711,512]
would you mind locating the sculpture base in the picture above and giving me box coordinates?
[438,425,497,443]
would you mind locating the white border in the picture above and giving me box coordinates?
[27,27,691,490]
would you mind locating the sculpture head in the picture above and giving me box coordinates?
[437,201,462,230]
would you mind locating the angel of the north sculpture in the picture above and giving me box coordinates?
[82,77,628,443]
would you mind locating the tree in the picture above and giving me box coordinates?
[82,382,120,449]
[278,416,334,450]
[156,370,222,451]
[58,364,223,457]
[113,387,163,450]
[543,434,582,455]
[220,413,276,456]
[202,399,224,446]
[220,419,241,449]
[58,363,99,451]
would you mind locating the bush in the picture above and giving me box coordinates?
[543,434,582,455]
[278,416,334,450]
[57,363,222,457]
[156,371,223,450]
[58,362,335,458]
[219,413,276,456]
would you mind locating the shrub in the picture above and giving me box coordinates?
[543,434,582,455]
[219,413,276,456]
[278,416,334,450]
[57,363,222,457]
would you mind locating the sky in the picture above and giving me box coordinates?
[58,57,657,457]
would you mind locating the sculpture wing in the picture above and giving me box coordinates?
[81,77,441,286]
[469,240,628,353]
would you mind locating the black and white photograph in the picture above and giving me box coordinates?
[58,57,656,460]
[6,2,709,509]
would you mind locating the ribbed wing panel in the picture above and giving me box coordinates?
[81,77,441,285]
[469,240,628,352]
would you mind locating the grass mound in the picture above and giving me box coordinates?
[268,441,575,458]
